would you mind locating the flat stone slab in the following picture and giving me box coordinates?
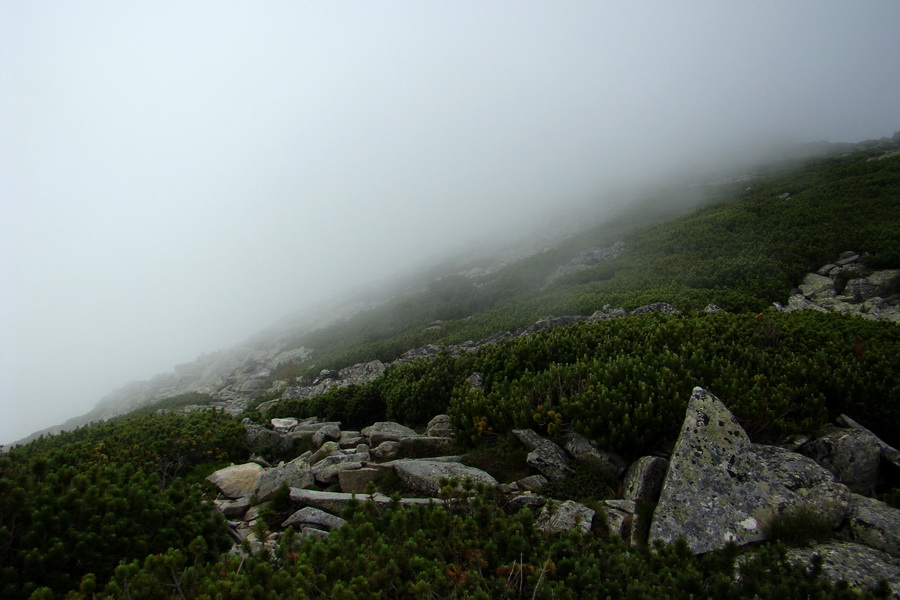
[289,488,444,513]
[512,429,573,481]
[391,460,497,496]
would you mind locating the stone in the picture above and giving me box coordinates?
[206,463,264,499]
[371,440,401,461]
[270,418,298,433]
[508,493,547,512]
[623,456,668,503]
[362,422,420,445]
[800,426,882,495]
[312,424,342,448]
[648,387,845,554]
[391,460,498,496]
[399,436,456,458]
[299,527,330,541]
[512,429,573,481]
[846,494,900,558]
[798,273,835,298]
[604,500,636,540]
[243,421,294,456]
[255,459,315,501]
[338,468,382,493]
[311,447,370,484]
[703,303,725,313]
[214,496,253,519]
[536,500,595,535]
[629,302,679,316]
[838,414,900,471]
[289,488,442,513]
[787,542,900,597]
[309,441,340,466]
[515,474,548,492]
[563,432,627,476]
[589,305,627,321]
[425,414,454,438]
[282,506,346,531]
[244,501,272,522]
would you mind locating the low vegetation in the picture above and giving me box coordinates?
[3,145,899,598]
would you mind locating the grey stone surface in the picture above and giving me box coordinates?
[799,273,835,298]
[371,440,401,461]
[563,432,627,476]
[312,424,342,448]
[243,421,293,455]
[399,436,456,457]
[847,494,900,558]
[425,414,454,438]
[512,429,573,481]
[282,506,346,530]
[649,387,845,554]
[338,467,382,493]
[787,542,900,598]
[629,302,679,316]
[270,418,298,433]
[289,488,442,513]
[362,422,420,445]
[214,496,253,519]
[515,474,548,492]
[536,500,595,535]
[623,456,668,503]
[391,460,497,496]
[255,459,315,500]
[800,426,882,495]
[206,463,264,498]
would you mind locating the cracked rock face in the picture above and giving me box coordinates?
[649,387,845,554]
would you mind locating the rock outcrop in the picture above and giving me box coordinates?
[775,252,900,322]
[649,387,846,554]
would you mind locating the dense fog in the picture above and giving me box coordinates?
[2,2,899,444]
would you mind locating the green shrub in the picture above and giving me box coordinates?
[763,505,833,546]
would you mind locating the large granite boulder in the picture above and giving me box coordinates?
[255,458,315,501]
[649,387,846,554]
[800,425,882,495]
[846,494,900,558]
[362,422,420,445]
[512,429,573,481]
[623,456,668,503]
[243,421,293,456]
[206,463,265,498]
[391,460,497,496]
[787,542,900,598]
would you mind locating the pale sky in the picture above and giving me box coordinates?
[2,2,899,444]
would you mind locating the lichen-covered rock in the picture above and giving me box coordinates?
[515,474,548,492]
[255,459,314,500]
[243,421,293,456]
[798,273,835,298]
[391,460,497,496]
[847,494,900,558]
[603,500,636,541]
[623,456,668,502]
[362,422,420,445]
[800,426,882,495]
[787,542,900,598]
[338,467,382,493]
[512,429,573,481]
[563,432,627,476]
[629,302,679,315]
[425,414,454,438]
[308,441,340,466]
[214,496,253,519]
[282,506,346,531]
[312,424,342,448]
[536,500,595,535]
[649,387,844,554]
[206,463,264,498]
[371,440,401,461]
